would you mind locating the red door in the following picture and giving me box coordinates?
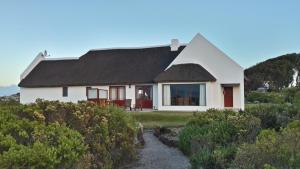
[135,85,153,109]
[224,87,233,107]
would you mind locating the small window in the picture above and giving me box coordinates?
[99,89,108,99]
[87,88,98,99]
[63,87,68,97]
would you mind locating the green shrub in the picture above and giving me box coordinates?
[0,99,137,169]
[292,90,300,109]
[179,109,261,169]
[19,99,137,169]
[179,124,206,155]
[213,145,237,168]
[190,148,215,169]
[246,92,284,104]
[0,141,59,169]
[263,164,282,169]
[190,146,237,169]
[0,110,86,169]
[232,120,300,169]
[245,104,300,130]
[282,87,300,103]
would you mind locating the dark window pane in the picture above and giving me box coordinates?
[63,87,68,97]
[170,84,199,106]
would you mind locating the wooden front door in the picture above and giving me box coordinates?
[135,85,153,109]
[224,87,233,107]
[110,86,126,106]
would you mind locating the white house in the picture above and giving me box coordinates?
[19,33,244,111]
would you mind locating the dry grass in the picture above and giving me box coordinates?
[130,111,196,128]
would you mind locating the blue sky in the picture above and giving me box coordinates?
[0,0,300,86]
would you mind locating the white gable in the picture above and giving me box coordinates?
[20,52,45,80]
[168,33,244,83]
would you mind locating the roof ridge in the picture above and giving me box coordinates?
[44,57,79,61]
[89,44,187,52]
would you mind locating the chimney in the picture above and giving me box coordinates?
[170,39,179,51]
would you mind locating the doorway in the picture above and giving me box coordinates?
[135,85,153,109]
[224,87,233,107]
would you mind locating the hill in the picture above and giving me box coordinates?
[0,93,20,102]
[244,53,300,91]
[0,85,19,96]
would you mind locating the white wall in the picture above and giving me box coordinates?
[152,84,158,109]
[20,86,87,104]
[125,85,136,107]
[20,84,160,109]
[20,82,244,110]
[20,86,111,104]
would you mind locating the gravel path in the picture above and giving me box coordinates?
[123,131,191,169]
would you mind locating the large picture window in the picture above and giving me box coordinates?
[163,84,206,106]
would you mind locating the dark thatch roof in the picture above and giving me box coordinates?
[154,63,216,82]
[19,46,186,87]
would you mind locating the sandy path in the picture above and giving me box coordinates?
[123,131,191,169]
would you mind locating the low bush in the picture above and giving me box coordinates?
[282,87,300,103]
[179,109,261,169]
[0,110,86,169]
[246,91,285,104]
[245,104,300,130]
[19,99,137,169]
[0,99,137,169]
[179,124,204,155]
[292,90,300,109]
[190,145,237,169]
[232,120,300,169]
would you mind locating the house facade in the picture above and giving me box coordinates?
[19,34,244,111]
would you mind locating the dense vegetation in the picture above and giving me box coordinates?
[245,53,300,91]
[232,120,300,169]
[179,104,300,169]
[246,87,300,106]
[179,109,261,169]
[0,99,137,169]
